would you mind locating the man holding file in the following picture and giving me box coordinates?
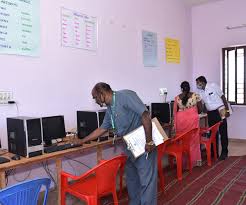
[196,76,230,160]
[81,82,157,205]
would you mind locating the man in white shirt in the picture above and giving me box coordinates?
[196,76,230,160]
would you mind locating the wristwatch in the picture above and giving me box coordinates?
[146,140,155,146]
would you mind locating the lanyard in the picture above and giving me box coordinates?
[110,92,117,144]
[110,91,116,132]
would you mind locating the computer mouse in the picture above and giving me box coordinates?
[11,154,21,160]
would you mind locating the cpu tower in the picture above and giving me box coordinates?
[77,110,106,139]
[7,117,43,157]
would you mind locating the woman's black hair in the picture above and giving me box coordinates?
[180,81,190,106]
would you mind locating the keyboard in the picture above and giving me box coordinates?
[0,156,10,164]
[44,143,82,153]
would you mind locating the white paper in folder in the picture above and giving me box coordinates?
[123,118,168,158]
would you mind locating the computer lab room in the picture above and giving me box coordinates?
[0,0,245,204]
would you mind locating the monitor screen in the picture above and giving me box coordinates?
[98,110,106,126]
[77,110,106,139]
[151,103,171,124]
[41,116,66,145]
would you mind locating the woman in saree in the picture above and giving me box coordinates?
[173,81,203,167]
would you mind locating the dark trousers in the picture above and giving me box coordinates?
[207,110,228,156]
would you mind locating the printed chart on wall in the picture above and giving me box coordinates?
[165,38,180,64]
[142,30,158,67]
[61,7,98,51]
[0,0,40,56]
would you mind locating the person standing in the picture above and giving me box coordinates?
[196,76,230,160]
[81,82,157,205]
[173,81,202,167]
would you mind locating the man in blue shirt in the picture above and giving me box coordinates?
[81,82,157,205]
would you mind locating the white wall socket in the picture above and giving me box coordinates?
[0,91,13,104]
[159,88,168,96]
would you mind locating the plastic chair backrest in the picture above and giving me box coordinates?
[0,178,51,205]
[157,139,171,157]
[209,122,221,141]
[172,128,199,144]
[182,128,199,147]
[96,155,127,195]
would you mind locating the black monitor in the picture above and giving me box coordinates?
[151,103,171,124]
[41,115,66,146]
[77,110,106,139]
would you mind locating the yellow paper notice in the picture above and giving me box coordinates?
[165,38,180,64]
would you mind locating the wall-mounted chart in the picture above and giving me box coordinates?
[165,38,180,64]
[61,7,98,51]
[142,30,158,67]
[0,0,40,56]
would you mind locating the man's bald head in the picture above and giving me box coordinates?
[92,82,113,107]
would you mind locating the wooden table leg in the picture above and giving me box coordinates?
[97,145,103,164]
[0,171,5,189]
[56,158,62,205]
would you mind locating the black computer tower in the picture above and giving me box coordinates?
[7,117,43,157]
[151,103,171,124]
[77,110,106,139]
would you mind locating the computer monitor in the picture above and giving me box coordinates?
[41,115,66,146]
[151,103,171,124]
[77,110,106,139]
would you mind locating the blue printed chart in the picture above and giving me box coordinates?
[0,0,40,56]
[61,7,98,51]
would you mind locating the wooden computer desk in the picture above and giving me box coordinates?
[0,137,117,205]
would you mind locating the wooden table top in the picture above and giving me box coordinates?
[0,137,116,171]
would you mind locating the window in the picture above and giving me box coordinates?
[222,46,246,105]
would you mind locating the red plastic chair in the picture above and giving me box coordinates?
[98,154,126,197]
[158,128,199,191]
[61,155,127,205]
[200,122,221,166]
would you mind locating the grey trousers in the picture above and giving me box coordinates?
[125,149,158,205]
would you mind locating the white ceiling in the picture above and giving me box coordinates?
[183,0,223,6]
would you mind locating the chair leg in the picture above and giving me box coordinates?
[112,190,119,205]
[61,189,66,205]
[88,196,97,205]
[61,191,66,205]
[176,154,183,181]
[157,156,165,191]
[206,144,211,166]
[213,142,217,160]
[61,175,68,205]
[188,152,193,173]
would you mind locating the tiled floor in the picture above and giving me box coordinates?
[41,139,246,205]
[228,139,246,156]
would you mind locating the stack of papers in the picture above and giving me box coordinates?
[123,118,168,158]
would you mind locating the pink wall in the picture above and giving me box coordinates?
[192,0,246,139]
[0,0,192,185]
